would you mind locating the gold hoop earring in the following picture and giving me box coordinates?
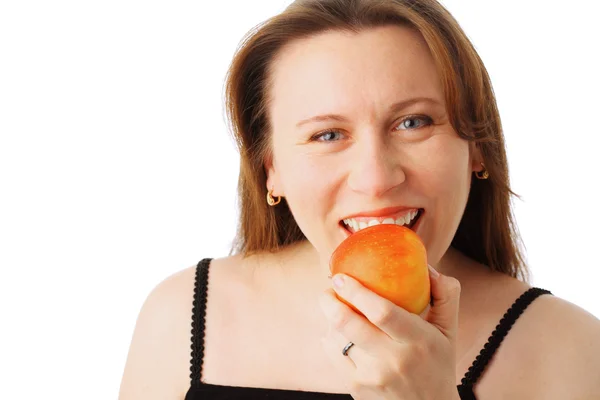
[267,189,281,206]
[475,162,489,180]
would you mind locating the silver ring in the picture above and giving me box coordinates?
[342,341,354,356]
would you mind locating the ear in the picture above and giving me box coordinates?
[469,142,485,173]
[264,153,282,196]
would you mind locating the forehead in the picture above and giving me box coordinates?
[268,25,444,124]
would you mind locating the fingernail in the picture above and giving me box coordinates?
[332,274,345,288]
[428,265,439,278]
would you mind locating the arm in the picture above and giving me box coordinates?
[118,267,195,400]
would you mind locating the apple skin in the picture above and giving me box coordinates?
[330,224,430,315]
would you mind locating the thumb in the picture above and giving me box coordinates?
[425,265,461,341]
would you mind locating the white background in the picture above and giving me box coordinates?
[1,1,598,399]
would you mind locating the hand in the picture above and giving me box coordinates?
[318,265,461,400]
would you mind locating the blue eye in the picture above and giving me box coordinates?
[311,130,344,142]
[309,115,433,143]
[396,115,433,130]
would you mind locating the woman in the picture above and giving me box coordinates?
[119,0,600,399]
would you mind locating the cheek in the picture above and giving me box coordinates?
[277,153,346,254]
[411,136,471,260]
[413,135,471,194]
[279,153,342,213]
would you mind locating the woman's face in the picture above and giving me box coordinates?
[266,25,482,269]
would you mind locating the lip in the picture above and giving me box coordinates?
[341,205,420,221]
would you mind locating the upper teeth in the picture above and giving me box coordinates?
[342,209,419,233]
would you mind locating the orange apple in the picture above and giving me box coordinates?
[330,224,430,315]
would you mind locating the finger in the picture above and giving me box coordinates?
[331,273,425,342]
[327,322,380,368]
[320,326,357,369]
[319,288,390,356]
[419,301,432,319]
[425,266,461,341]
[319,330,358,395]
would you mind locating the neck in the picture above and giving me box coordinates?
[276,240,475,297]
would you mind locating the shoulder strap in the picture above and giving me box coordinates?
[459,287,553,389]
[189,258,212,387]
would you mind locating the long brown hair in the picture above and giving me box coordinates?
[223,0,530,282]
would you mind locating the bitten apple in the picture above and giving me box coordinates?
[330,224,430,315]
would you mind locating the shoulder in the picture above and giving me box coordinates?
[528,294,600,399]
[466,267,600,399]
[118,263,197,399]
[118,256,256,399]
[481,288,600,399]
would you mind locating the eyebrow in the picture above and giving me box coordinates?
[295,97,443,128]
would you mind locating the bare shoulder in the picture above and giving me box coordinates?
[476,280,600,400]
[118,256,254,399]
[118,264,197,399]
[527,294,600,399]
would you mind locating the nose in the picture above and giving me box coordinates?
[347,134,406,197]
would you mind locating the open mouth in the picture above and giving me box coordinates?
[339,208,424,236]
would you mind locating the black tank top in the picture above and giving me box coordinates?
[185,258,552,400]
